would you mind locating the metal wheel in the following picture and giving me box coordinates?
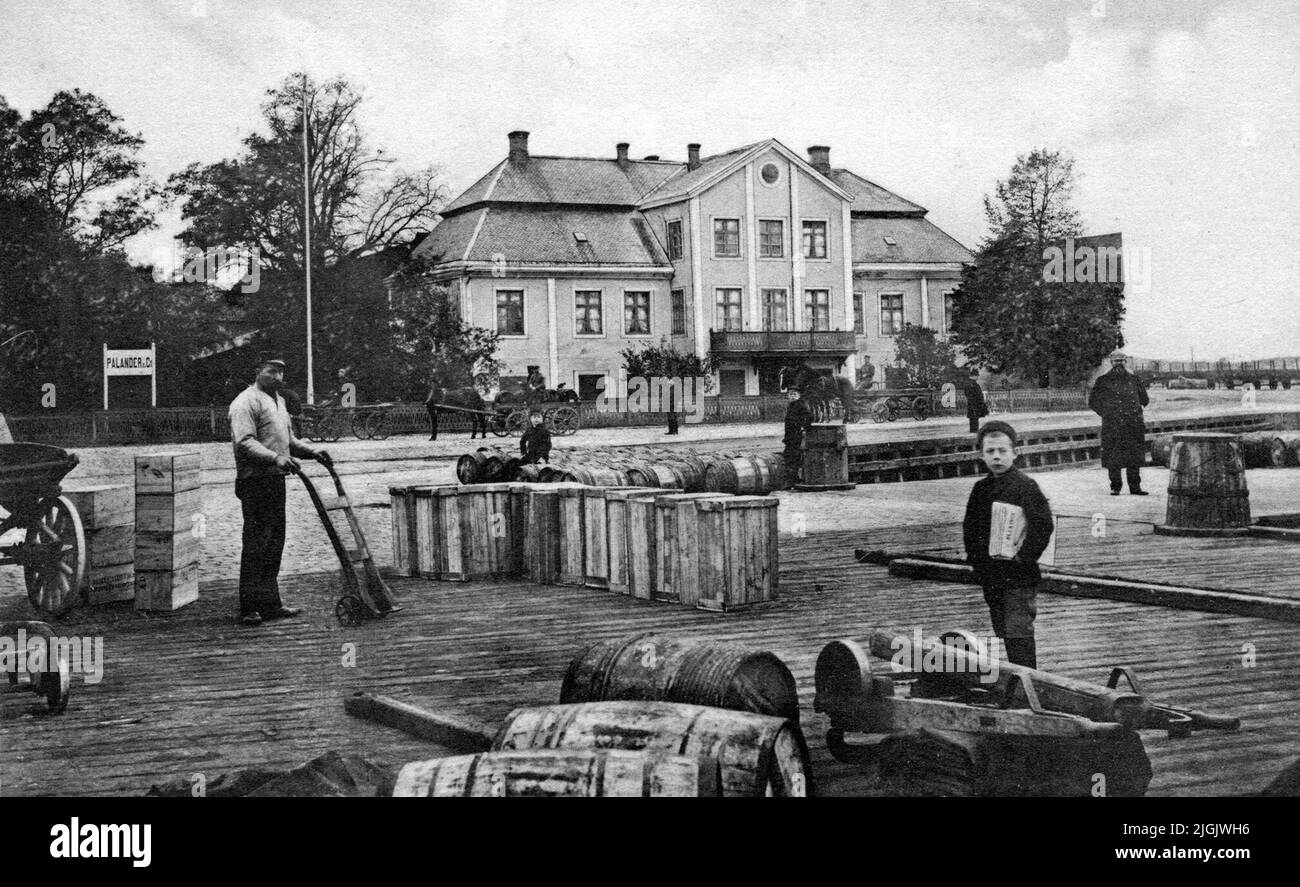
[548,406,580,436]
[365,411,390,441]
[23,496,87,616]
[335,595,365,627]
[350,411,372,440]
[886,400,899,422]
[489,410,512,438]
[39,650,72,713]
[318,412,345,443]
[871,400,888,423]
[506,409,528,436]
[912,396,931,421]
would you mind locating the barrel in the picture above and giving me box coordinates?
[560,633,801,722]
[1148,433,1177,467]
[646,463,685,489]
[536,465,561,483]
[481,447,522,482]
[455,449,490,484]
[515,464,543,483]
[663,455,709,491]
[704,456,778,494]
[566,466,629,487]
[1237,432,1275,468]
[1246,431,1300,468]
[1158,433,1251,534]
[494,701,812,797]
[621,460,660,487]
[799,423,851,489]
[392,748,722,797]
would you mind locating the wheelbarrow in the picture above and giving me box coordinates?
[0,442,86,616]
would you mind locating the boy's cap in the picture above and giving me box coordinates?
[977,420,1019,448]
[1108,349,1128,361]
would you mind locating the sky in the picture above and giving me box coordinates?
[1,0,1297,360]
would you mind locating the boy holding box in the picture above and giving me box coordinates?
[962,420,1054,669]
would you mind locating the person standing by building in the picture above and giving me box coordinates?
[782,387,814,485]
[229,352,331,627]
[963,368,988,434]
[962,420,1054,669]
[1088,350,1150,495]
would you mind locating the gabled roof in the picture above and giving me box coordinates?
[442,156,683,214]
[830,169,927,215]
[414,206,669,267]
[851,216,973,264]
[638,138,853,207]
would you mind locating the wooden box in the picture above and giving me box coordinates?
[581,488,613,589]
[603,488,658,595]
[135,452,202,494]
[85,563,135,605]
[135,488,204,534]
[624,493,662,600]
[556,486,586,586]
[390,485,419,576]
[87,524,136,569]
[411,486,460,581]
[134,564,199,611]
[696,497,780,612]
[525,488,562,586]
[457,483,515,579]
[653,493,731,606]
[62,484,132,530]
[135,529,202,571]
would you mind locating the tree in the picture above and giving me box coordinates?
[167,73,448,397]
[621,340,717,433]
[893,323,957,388]
[951,149,1123,387]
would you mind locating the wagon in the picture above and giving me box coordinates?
[865,388,935,423]
[0,443,87,616]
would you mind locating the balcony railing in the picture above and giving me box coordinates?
[709,329,858,354]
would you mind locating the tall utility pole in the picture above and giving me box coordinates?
[302,73,315,404]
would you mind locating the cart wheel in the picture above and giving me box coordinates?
[489,411,511,438]
[38,650,72,714]
[548,406,580,436]
[335,595,365,627]
[24,496,86,617]
[351,411,372,440]
[871,401,888,423]
[886,401,899,422]
[912,397,931,421]
[365,411,390,441]
[506,409,528,437]
[319,413,345,443]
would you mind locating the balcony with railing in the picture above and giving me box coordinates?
[709,329,858,355]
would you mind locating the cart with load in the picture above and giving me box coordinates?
[0,442,86,616]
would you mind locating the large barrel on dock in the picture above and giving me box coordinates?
[1237,432,1275,468]
[391,748,722,797]
[560,632,800,722]
[626,462,684,489]
[1158,433,1251,534]
[704,455,779,494]
[515,464,543,483]
[494,701,812,797]
[455,448,490,484]
[1148,432,1176,467]
[481,447,522,482]
[663,455,709,491]
[566,465,628,487]
[621,460,660,487]
[1242,431,1300,468]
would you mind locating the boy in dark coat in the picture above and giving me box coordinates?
[1088,350,1150,495]
[519,410,552,464]
[962,420,1054,669]
[782,388,814,484]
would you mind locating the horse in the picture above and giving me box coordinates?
[425,385,488,441]
[780,364,854,423]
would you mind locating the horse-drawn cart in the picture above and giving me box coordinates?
[864,388,935,423]
[298,401,397,442]
[0,442,86,616]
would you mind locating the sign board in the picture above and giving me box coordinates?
[103,343,157,408]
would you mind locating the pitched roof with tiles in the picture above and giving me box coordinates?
[636,142,766,204]
[442,156,683,214]
[414,206,668,267]
[830,169,927,214]
[851,216,974,264]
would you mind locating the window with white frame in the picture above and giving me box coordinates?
[804,289,831,331]
[758,219,784,258]
[880,293,904,336]
[666,219,683,261]
[624,291,651,335]
[802,220,828,259]
[713,218,741,258]
[574,290,603,335]
[496,289,524,335]
[671,289,686,335]
[716,288,743,332]
[761,288,788,331]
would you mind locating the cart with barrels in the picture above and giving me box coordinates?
[0,443,87,616]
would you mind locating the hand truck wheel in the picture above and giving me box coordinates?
[335,595,366,627]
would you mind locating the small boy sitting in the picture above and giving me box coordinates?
[519,410,552,464]
[962,420,1054,669]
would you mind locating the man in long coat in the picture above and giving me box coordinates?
[1088,350,1150,495]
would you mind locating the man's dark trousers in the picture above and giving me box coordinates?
[1108,466,1142,492]
[969,417,979,433]
[236,475,287,617]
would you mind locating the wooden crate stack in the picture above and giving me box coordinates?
[133,452,202,611]
[63,484,135,604]
[389,483,780,612]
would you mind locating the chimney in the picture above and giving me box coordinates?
[807,145,831,176]
[616,142,630,167]
[643,155,660,161]
[508,130,529,164]
[687,143,702,171]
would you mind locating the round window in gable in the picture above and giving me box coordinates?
[760,162,781,186]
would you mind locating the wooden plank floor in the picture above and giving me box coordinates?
[2,529,1296,797]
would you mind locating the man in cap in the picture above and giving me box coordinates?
[228,351,331,626]
[1088,349,1150,495]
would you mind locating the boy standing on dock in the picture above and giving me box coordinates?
[520,410,552,464]
[962,420,1054,669]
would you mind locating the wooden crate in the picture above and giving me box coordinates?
[134,564,199,611]
[134,452,202,494]
[389,486,418,576]
[456,483,515,579]
[525,488,562,586]
[604,488,659,595]
[135,488,204,534]
[85,563,135,605]
[653,493,731,606]
[695,496,780,612]
[412,486,462,581]
[87,525,135,569]
[135,529,202,571]
[556,486,586,586]
[624,493,663,600]
[62,485,132,530]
